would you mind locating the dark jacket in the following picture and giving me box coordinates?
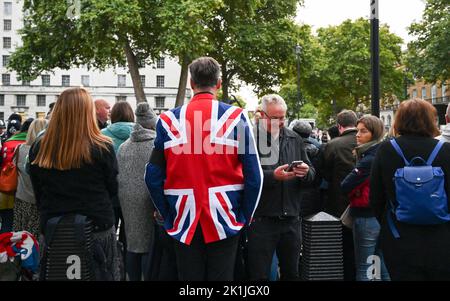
[322,128,357,217]
[370,136,450,274]
[341,143,379,217]
[254,126,315,217]
[29,140,118,232]
[299,137,323,217]
[98,119,108,130]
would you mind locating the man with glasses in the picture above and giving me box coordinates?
[247,94,315,281]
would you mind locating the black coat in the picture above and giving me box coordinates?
[341,143,379,217]
[370,135,450,275]
[322,128,357,217]
[254,126,315,217]
[29,140,118,232]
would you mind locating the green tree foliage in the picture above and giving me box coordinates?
[406,0,450,83]
[206,0,303,102]
[9,0,161,103]
[281,18,404,126]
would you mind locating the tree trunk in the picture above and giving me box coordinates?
[124,39,147,103]
[175,54,189,107]
[221,63,229,102]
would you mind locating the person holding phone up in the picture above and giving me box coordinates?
[247,94,315,281]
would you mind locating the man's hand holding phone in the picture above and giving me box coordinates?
[273,161,309,181]
[292,161,309,178]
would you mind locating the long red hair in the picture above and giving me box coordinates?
[33,88,112,170]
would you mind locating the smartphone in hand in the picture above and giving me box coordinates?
[285,160,304,172]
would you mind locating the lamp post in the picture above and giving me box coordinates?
[295,44,302,119]
[370,0,380,117]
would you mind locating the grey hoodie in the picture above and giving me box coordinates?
[437,124,450,143]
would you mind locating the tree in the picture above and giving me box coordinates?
[156,0,223,107]
[281,18,404,126]
[9,0,162,103]
[406,0,450,83]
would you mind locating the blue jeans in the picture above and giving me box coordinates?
[353,217,390,281]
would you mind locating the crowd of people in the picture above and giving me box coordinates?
[1,56,450,281]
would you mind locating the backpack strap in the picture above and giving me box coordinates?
[45,216,63,246]
[426,140,444,166]
[390,139,409,165]
[74,214,87,245]
[387,201,401,239]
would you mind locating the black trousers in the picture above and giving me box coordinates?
[246,216,301,281]
[173,226,240,281]
[146,224,178,281]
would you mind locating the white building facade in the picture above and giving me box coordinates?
[0,0,190,122]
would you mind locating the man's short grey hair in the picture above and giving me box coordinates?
[446,103,450,117]
[189,57,221,89]
[261,94,287,112]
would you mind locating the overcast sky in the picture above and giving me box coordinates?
[240,0,426,110]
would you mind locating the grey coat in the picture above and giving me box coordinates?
[16,144,36,203]
[117,124,156,253]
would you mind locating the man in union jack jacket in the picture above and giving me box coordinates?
[145,57,263,281]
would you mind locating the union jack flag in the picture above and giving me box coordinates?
[145,93,263,245]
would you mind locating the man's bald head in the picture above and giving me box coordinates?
[95,99,111,124]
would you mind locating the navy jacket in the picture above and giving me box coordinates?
[341,143,379,217]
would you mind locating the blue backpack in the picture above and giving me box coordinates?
[388,139,450,238]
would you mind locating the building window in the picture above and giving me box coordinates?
[157,57,165,69]
[2,74,10,85]
[16,95,26,107]
[3,37,11,49]
[81,75,90,87]
[118,75,126,87]
[443,84,447,98]
[41,75,50,86]
[155,96,165,108]
[4,20,11,31]
[4,2,12,16]
[412,89,417,99]
[156,76,165,88]
[116,96,127,102]
[387,115,392,127]
[2,55,9,67]
[37,95,46,107]
[0,112,4,121]
[62,75,70,87]
[431,85,437,103]
[140,75,146,87]
[421,87,427,99]
[0,95,4,106]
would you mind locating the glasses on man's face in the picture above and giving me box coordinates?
[262,111,286,122]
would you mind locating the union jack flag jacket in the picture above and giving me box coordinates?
[145,92,263,245]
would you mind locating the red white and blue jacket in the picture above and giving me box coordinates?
[145,92,263,245]
[0,231,40,273]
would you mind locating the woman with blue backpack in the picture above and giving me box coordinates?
[370,99,450,281]
[341,115,390,281]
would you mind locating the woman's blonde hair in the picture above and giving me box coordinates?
[26,118,48,146]
[33,88,112,170]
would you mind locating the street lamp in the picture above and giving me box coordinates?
[295,44,302,119]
